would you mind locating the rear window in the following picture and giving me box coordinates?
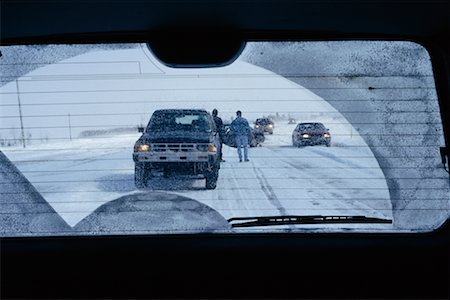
[0,41,448,236]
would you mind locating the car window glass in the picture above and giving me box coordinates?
[0,41,448,237]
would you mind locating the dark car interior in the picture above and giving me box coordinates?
[1,0,449,299]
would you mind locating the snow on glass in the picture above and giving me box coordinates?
[0,42,448,236]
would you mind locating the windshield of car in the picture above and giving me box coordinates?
[0,41,448,237]
[297,123,325,131]
[147,112,210,132]
[256,119,269,125]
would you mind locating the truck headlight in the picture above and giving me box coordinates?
[140,144,150,152]
[323,133,330,138]
[134,143,150,152]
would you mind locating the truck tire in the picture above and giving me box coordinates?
[205,167,219,190]
[135,162,149,188]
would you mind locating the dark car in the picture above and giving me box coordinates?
[133,109,221,189]
[254,118,274,134]
[292,122,331,147]
[222,123,265,148]
[288,118,296,124]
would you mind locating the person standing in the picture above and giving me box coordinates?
[230,110,251,162]
[212,109,225,162]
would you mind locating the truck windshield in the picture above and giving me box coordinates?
[148,113,210,132]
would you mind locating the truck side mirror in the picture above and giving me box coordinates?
[138,127,145,133]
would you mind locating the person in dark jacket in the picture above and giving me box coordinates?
[212,109,225,162]
[230,110,251,162]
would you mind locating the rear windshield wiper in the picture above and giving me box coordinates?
[227,215,392,228]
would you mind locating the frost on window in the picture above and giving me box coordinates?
[0,41,448,237]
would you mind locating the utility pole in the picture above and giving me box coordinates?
[68,113,72,141]
[15,79,26,148]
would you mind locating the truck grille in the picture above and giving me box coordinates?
[151,143,198,152]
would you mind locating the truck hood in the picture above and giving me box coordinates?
[140,131,211,143]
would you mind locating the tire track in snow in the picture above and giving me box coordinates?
[263,145,392,218]
[251,162,287,216]
[227,165,251,214]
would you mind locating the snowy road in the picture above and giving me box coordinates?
[4,122,393,230]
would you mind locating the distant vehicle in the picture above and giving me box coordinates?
[292,122,331,147]
[222,123,265,148]
[133,109,221,189]
[254,118,274,134]
[288,118,296,124]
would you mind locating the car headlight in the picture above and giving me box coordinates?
[134,143,150,152]
[302,133,310,138]
[255,125,260,128]
[139,144,150,152]
[268,124,273,128]
[323,133,330,138]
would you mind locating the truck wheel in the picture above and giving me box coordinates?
[205,168,219,190]
[135,163,149,188]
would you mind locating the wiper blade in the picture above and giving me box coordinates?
[227,215,392,228]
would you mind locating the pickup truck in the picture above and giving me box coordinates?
[133,109,221,189]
